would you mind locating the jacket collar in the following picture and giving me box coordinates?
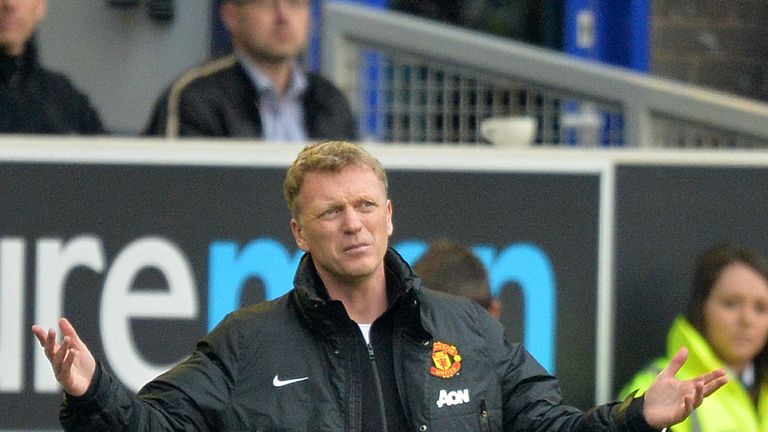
[668,317,768,426]
[235,52,307,100]
[668,316,725,374]
[1,38,38,87]
[292,247,428,339]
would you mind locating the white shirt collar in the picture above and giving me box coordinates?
[235,51,308,98]
[741,361,756,388]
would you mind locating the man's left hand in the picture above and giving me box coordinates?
[642,347,728,429]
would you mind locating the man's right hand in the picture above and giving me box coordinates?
[31,318,96,397]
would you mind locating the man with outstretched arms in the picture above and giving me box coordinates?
[34,141,726,431]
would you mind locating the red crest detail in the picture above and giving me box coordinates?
[430,341,462,378]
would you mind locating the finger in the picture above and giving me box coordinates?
[683,392,694,414]
[701,372,728,398]
[31,325,47,347]
[697,368,726,383]
[60,346,76,374]
[691,381,704,408]
[59,318,85,347]
[45,329,58,358]
[52,336,71,372]
[660,347,688,378]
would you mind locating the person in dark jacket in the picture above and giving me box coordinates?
[34,141,727,431]
[0,0,104,134]
[144,0,357,141]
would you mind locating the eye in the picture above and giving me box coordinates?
[358,200,376,211]
[755,301,768,315]
[319,207,340,219]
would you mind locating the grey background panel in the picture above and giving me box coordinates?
[37,2,211,134]
[613,165,768,397]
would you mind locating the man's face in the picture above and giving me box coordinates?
[222,0,311,65]
[291,164,393,285]
[0,0,47,56]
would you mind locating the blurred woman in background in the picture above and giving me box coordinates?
[620,243,768,431]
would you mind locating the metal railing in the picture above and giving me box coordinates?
[322,2,768,147]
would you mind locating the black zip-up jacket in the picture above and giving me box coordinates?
[60,248,658,431]
[142,54,358,140]
[0,41,104,135]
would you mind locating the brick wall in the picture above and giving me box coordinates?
[652,0,768,101]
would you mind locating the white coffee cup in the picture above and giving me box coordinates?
[480,115,537,147]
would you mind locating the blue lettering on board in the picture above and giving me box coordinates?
[207,238,556,372]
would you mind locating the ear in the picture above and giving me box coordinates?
[386,199,393,236]
[219,2,238,35]
[290,218,309,252]
[36,0,49,23]
[488,299,502,320]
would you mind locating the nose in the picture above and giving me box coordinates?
[271,0,291,19]
[341,207,363,233]
[740,305,761,327]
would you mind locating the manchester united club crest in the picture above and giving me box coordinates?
[430,341,462,378]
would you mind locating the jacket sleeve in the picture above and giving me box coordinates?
[496,338,659,432]
[59,320,241,431]
[69,90,105,135]
[618,359,668,400]
[333,86,359,141]
[142,89,170,137]
[304,74,359,141]
[143,86,226,138]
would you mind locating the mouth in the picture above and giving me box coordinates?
[0,21,18,33]
[343,243,369,253]
[732,335,756,347]
[273,27,294,39]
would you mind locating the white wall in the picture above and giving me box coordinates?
[36,1,212,135]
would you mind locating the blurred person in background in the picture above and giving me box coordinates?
[144,0,357,141]
[0,0,104,134]
[620,242,768,431]
[414,238,502,319]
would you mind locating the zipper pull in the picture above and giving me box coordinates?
[367,342,375,360]
[479,399,490,432]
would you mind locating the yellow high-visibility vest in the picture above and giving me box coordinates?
[619,317,768,432]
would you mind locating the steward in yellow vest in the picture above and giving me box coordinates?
[620,317,768,432]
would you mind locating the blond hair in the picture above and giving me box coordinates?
[284,141,388,219]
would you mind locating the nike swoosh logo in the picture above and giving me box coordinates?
[272,375,309,387]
